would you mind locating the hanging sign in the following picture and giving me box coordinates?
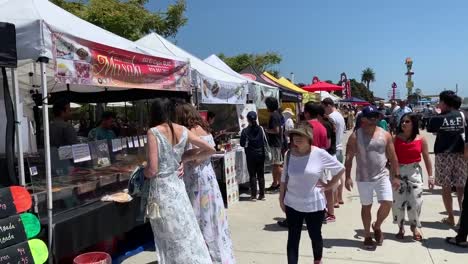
[0,239,48,264]
[52,32,190,91]
[248,84,279,109]
[236,104,258,130]
[196,72,247,104]
[0,187,32,219]
[0,213,40,250]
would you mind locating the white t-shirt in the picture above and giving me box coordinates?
[329,110,346,151]
[281,148,344,213]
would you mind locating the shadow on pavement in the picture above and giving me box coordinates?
[323,238,372,250]
[438,210,461,216]
[263,218,306,232]
[423,237,468,254]
[420,221,455,231]
[263,223,298,232]
[353,229,415,244]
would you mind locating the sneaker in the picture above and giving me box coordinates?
[314,260,323,264]
[257,195,266,201]
[277,219,288,228]
[250,196,257,202]
[323,214,336,224]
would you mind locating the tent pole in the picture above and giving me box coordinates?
[39,57,53,264]
[11,68,25,186]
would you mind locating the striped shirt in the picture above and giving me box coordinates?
[281,148,344,213]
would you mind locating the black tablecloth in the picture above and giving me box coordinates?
[42,197,142,260]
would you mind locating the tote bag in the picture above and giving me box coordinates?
[261,127,273,164]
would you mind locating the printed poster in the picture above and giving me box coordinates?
[196,72,247,105]
[248,83,279,109]
[52,32,190,91]
[236,104,257,130]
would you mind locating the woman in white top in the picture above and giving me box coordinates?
[279,123,345,264]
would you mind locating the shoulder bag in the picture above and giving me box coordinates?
[261,127,273,164]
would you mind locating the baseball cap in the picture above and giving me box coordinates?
[362,105,380,118]
[246,111,257,121]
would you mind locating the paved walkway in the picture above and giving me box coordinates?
[123,131,468,264]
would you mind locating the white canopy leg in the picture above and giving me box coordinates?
[11,68,25,186]
[39,58,53,264]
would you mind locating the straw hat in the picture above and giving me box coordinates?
[282,108,295,116]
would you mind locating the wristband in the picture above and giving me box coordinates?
[394,174,401,179]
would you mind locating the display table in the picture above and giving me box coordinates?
[41,197,142,261]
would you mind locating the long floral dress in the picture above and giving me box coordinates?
[184,134,236,264]
[148,127,212,264]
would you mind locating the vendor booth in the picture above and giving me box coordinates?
[240,65,301,124]
[0,0,193,262]
[136,33,254,207]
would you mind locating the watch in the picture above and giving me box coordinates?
[394,174,401,179]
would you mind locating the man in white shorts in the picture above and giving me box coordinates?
[345,105,401,249]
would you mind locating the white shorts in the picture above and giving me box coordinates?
[356,177,393,206]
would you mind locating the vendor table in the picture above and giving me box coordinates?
[212,147,248,208]
[42,197,142,261]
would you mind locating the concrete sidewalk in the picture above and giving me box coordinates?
[123,131,468,263]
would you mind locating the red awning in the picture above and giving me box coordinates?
[302,81,344,92]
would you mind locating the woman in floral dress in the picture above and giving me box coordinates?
[176,103,236,264]
[144,98,216,264]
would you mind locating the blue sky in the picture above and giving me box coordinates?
[148,0,468,98]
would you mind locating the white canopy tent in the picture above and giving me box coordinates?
[0,1,191,259]
[136,33,249,104]
[0,0,186,93]
[317,91,341,102]
[203,54,280,108]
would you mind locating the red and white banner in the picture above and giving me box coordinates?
[52,32,190,91]
[339,73,351,98]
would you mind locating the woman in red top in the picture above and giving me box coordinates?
[392,113,434,241]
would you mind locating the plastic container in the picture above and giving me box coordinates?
[73,252,111,264]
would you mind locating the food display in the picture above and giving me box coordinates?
[26,138,146,216]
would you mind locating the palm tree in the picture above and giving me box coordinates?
[361,67,376,90]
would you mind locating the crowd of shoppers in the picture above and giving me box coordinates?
[138,90,468,264]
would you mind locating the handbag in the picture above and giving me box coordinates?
[261,127,273,164]
[128,165,145,196]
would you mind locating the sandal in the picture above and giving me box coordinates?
[441,217,455,227]
[411,226,423,241]
[446,237,468,248]
[372,222,384,246]
[334,204,340,208]
[395,230,405,240]
[363,237,376,250]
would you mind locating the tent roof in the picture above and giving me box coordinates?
[0,0,190,94]
[203,54,278,90]
[136,33,246,84]
[239,65,300,102]
[317,91,341,102]
[302,81,344,92]
[0,0,184,61]
[263,72,319,103]
[263,72,307,95]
